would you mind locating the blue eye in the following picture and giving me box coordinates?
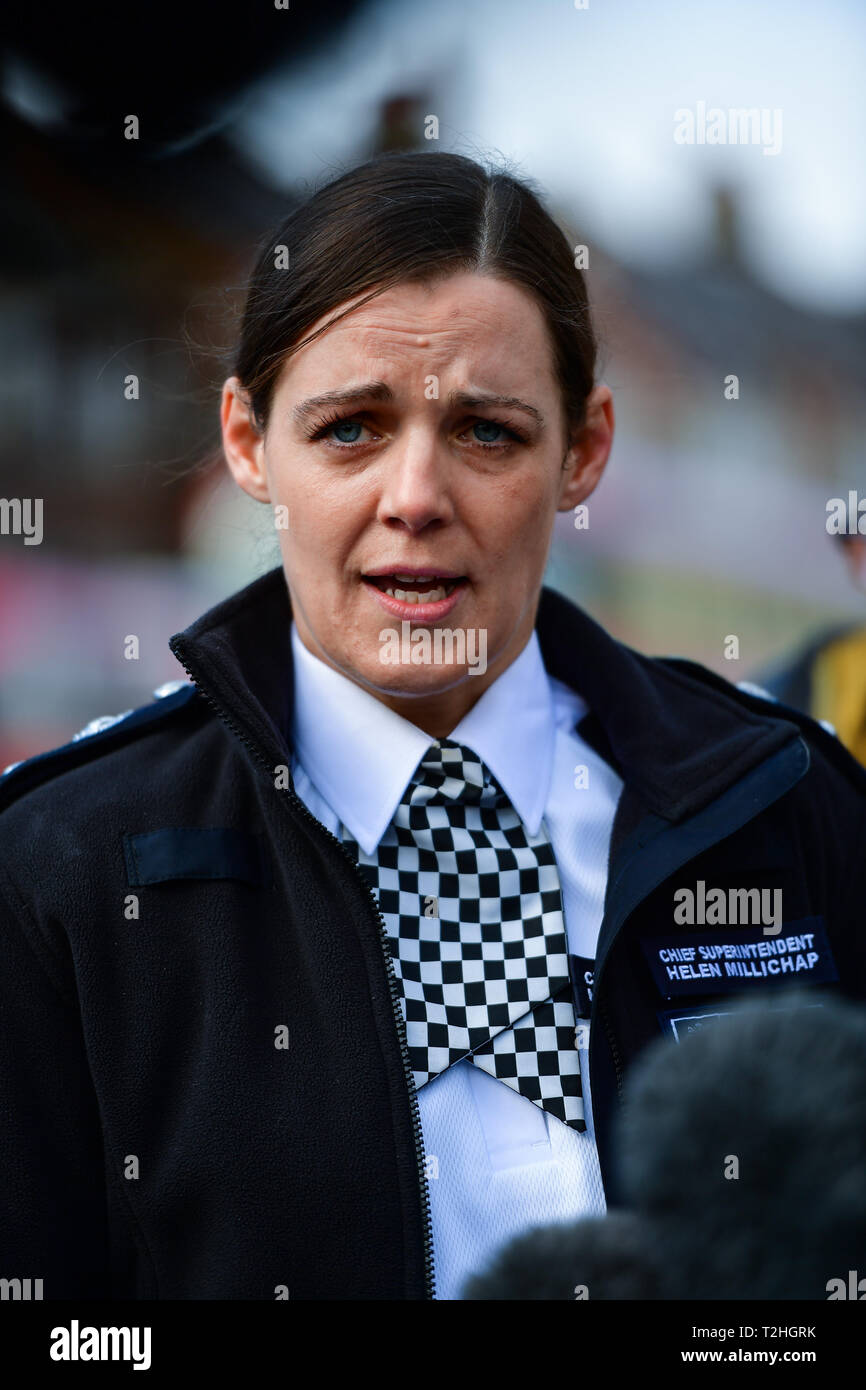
[332,419,363,443]
[472,420,506,444]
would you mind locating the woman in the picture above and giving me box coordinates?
[1,151,864,1301]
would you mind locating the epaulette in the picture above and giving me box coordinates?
[0,680,199,811]
[660,655,866,791]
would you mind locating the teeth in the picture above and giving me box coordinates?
[385,586,448,603]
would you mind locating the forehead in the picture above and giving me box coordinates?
[272,271,558,399]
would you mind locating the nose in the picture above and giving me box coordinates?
[375,426,455,534]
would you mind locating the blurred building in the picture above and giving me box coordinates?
[546,185,866,671]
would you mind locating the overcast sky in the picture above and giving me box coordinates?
[230,0,866,315]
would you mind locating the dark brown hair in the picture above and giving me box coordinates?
[233,150,598,439]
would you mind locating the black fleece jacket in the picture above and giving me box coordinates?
[1,567,865,1300]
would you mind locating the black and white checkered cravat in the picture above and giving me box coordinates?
[341,738,586,1131]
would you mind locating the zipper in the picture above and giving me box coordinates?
[170,645,436,1300]
[597,988,625,1106]
[587,934,626,1114]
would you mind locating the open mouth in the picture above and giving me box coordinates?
[362,572,467,604]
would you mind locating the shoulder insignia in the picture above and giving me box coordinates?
[662,656,865,789]
[735,680,779,704]
[69,708,135,745]
[0,680,198,807]
[735,680,838,739]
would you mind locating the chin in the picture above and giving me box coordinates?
[359,661,480,698]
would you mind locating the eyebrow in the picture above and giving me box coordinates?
[291,382,394,428]
[291,381,544,428]
[448,390,544,425]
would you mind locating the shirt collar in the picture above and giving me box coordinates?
[290,623,556,854]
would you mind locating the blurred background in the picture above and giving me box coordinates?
[2,0,866,769]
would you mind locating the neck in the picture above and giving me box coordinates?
[294,611,537,738]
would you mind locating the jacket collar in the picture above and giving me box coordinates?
[169,565,802,827]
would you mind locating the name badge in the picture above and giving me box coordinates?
[641,916,838,999]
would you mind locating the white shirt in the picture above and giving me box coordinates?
[289,621,624,1298]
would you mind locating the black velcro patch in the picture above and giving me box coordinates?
[123,827,273,888]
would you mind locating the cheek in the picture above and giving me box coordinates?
[475,472,555,565]
[270,460,340,544]
[276,482,366,590]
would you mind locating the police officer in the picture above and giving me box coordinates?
[2,151,865,1301]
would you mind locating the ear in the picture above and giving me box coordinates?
[221,376,271,504]
[557,383,614,513]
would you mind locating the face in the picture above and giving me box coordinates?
[222,270,613,737]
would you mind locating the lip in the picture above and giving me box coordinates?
[362,566,465,580]
[362,576,468,623]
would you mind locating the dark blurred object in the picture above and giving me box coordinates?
[374,93,433,153]
[461,989,866,1299]
[2,2,367,157]
[462,1211,665,1301]
[617,988,866,1299]
[2,97,279,553]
